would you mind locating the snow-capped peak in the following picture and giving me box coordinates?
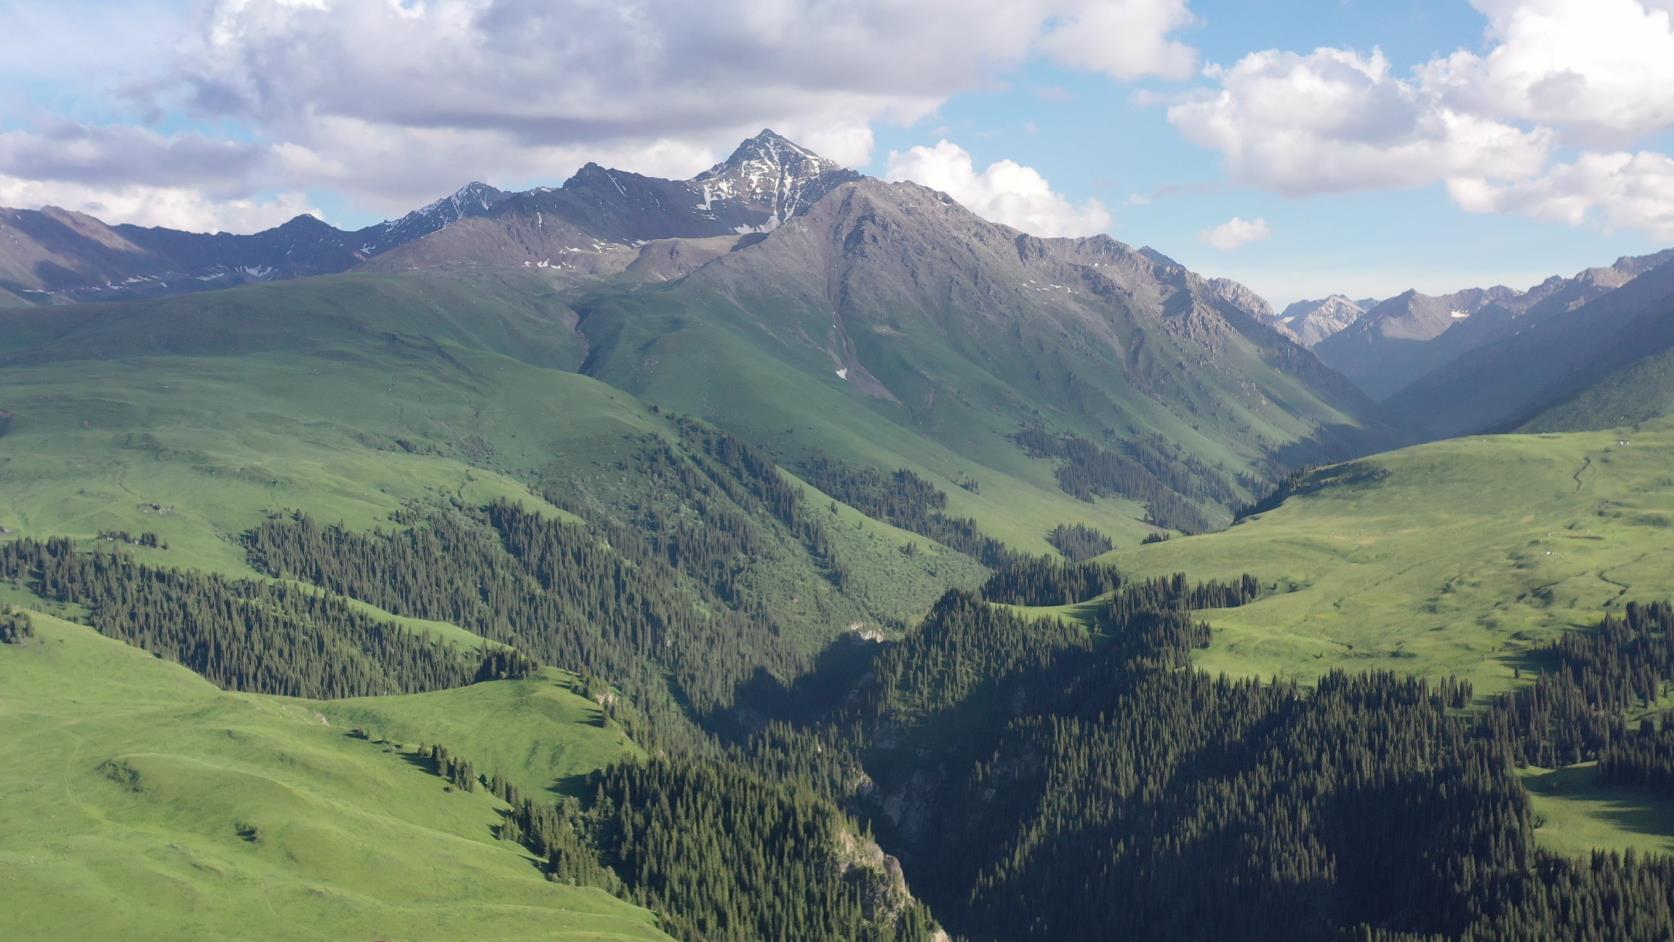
[415,181,507,221]
[688,130,858,228]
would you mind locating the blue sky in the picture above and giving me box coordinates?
[3,0,1672,307]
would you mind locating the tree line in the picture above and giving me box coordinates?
[797,457,1018,567]
[0,537,511,698]
[1044,522,1113,562]
[1013,427,1222,533]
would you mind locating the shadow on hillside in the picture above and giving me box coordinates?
[1525,764,1674,850]
[1267,419,1420,474]
[707,630,884,736]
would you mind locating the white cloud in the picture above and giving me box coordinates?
[146,0,1202,216]
[1167,48,1551,196]
[0,175,316,232]
[0,0,1206,230]
[1166,2,1674,241]
[1421,0,1674,144]
[884,139,1111,237]
[1036,0,1199,80]
[1199,216,1271,250]
[1449,150,1674,241]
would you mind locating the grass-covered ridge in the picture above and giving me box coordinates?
[0,611,666,942]
[1111,418,1674,697]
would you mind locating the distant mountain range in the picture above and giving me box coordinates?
[1263,295,1372,348]
[1256,248,1674,438]
[13,127,1671,456]
[0,129,1399,534]
[0,130,859,305]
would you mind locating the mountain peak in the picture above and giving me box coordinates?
[686,129,859,229]
[417,180,507,218]
[276,213,332,232]
[709,129,837,175]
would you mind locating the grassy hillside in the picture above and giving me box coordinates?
[1111,419,1674,697]
[0,271,978,639]
[1523,765,1674,858]
[0,271,616,575]
[1522,345,1674,433]
[0,611,668,942]
[0,268,1139,572]
[304,668,640,799]
[573,181,1394,546]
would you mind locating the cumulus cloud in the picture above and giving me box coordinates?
[0,125,270,194]
[1199,216,1271,250]
[884,140,1111,237]
[150,0,1201,219]
[0,122,315,230]
[1166,1,1674,240]
[0,0,1206,230]
[1167,48,1551,195]
[1036,0,1199,80]
[1421,0,1674,144]
[1449,150,1674,241]
[0,175,316,232]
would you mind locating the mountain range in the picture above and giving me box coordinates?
[0,130,859,305]
[0,130,1398,537]
[9,128,1674,459]
[1263,294,1372,348]
[10,129,1674,942]
[1287,249,1674,436]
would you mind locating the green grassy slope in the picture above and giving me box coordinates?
[576,281,1156,552]
[0,268,1126,579]
[1522,765,1674,858]
[0,611,668,942]
[1110,420,1674,697]
[1522,345,1674,433]
[572,182,1394,548]
[305,668,641,799]
[0,271,621,575]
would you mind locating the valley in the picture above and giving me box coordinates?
[4,128,1674,941]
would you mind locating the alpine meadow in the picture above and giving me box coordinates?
[8,2,1674,940]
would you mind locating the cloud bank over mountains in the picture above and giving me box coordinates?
[0,0,1202,231]
[3,0,1671,247]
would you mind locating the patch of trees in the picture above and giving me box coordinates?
[403,737,940,942]
[1600,726,1674,796]
[798,457,1017,567]
[1237,462,1393,522]
[1012,428,1218,533]
[0,606,33,643]
[0,537,503,697]
[1044,522,1113,562]
[673,419,847,590]
[245,501,810,746]
[1489,601,1674,768]
[1235,464,1316,520]
[589,758,940,942]
[977,555,1122,607]
[97,530,167,549]
[94,532,166,552]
